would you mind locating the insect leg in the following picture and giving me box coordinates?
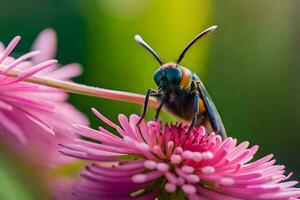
[154,96,167,120]
[185,92,200,135]
[137,88,159,125]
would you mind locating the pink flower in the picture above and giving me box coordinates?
[61,109,300,200]
[0,29,88,166]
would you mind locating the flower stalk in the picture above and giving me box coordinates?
[0,66,158,108]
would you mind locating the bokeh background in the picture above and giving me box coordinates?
[0,0,299,199]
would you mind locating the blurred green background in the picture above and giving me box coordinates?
[0,0,299,198]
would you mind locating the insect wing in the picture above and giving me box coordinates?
[197,81,227,139]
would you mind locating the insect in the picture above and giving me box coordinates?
[135,25,227,139]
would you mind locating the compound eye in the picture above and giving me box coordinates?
[153,69,163,86]
[166,67,182,85]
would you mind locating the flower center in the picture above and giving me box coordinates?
[131,127,221,198]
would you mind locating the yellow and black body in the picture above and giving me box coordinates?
[135,26,227,139]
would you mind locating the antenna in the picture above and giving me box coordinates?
[134,34,164,65]
[176,25,218,65]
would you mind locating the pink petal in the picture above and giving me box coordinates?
[31,28,57,63]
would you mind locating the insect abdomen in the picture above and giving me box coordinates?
[162,90,206,122]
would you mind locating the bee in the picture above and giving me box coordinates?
[135,25,227,139]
